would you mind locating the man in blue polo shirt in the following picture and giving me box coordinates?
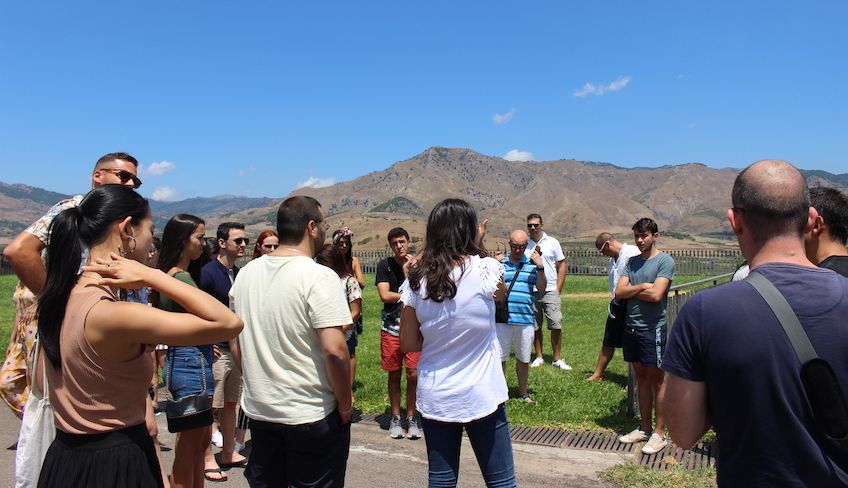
[201,221,248,470]
[496,229,546,403]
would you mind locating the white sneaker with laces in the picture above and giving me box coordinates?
[551,359,573,371]
[641,433,668,454]
[618,428,650,444]
[211,429,223,448]
[389,415,405,439]
[530,357,545,368]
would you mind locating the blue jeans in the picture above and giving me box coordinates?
[163,346,214,399]
[421,404,516,488]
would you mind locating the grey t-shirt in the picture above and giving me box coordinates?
[624,252,675,330]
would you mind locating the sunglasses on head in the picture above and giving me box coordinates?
[100,168,142,188]
[232,237,250,245]
[263,243,279,250]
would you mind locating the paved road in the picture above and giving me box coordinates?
[1,406,624,487]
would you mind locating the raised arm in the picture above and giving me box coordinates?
[3,232,47,294]
[83,254,242,346]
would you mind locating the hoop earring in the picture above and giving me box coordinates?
[121,236,137,256]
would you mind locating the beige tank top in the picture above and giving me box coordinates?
[46,284,154,434]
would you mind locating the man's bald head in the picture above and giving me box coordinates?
[731,160,810,244]
[510,229,529,245]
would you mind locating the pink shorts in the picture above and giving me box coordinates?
[380,332,420,372]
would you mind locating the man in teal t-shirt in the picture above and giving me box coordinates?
[614,218,675,455]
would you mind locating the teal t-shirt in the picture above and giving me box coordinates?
[624,252,675,330]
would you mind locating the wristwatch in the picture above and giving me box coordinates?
[536,265,544,271]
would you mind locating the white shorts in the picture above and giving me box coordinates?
[496,323,535,363]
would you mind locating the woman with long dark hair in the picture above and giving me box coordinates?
[251,230,279,259]
[154,213,227,487]
[332,227,365,288]
[399,198,515,488]
[36,186,242,488]
[316,244,362,399]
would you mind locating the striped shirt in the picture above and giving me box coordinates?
[501,256,538,326]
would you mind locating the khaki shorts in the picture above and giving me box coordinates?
[212,349,242,409]
[535,290,563,330]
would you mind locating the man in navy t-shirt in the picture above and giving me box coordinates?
[662,160,848,486]
[201,221,248,471]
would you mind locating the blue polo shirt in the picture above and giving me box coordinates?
[201,258,239,350]
[501,256,538,326]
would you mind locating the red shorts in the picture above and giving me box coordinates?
[380,331,420,372]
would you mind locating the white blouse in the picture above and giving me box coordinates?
[401,255,508,423]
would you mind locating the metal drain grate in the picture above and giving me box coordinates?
[354,414,716,470]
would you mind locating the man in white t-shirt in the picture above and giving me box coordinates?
[586,232,642,382]
[230,195,353,487]
[525,213,571,370]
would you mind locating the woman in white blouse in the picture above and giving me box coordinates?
[400,198,516,488]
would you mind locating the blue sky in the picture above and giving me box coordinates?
[1,1,845,201]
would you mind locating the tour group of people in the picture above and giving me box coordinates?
[2,152,848,487]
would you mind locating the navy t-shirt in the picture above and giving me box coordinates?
[663,263,848,487]
[201,258,239,350]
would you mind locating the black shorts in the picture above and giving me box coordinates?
[602,301,627,348]
[622,324,667,368]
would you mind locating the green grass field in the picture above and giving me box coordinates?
[0,272,710,432]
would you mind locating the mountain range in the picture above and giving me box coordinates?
[2,147,845,250]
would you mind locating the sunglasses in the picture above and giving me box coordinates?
[509,243,527,249]
[599,241,609,254]
[100,168,142,188]
[263,243,279,250]
[232,237,250,245]
[527,223,541,229]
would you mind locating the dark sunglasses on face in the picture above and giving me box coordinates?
[232,237,250,245]
[101,168,143,188]
[263,243,278,250]
[527,223,541,228]
[509,243,527,249]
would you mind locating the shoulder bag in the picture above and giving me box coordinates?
[495,262,525,324]
[15,335,56,488]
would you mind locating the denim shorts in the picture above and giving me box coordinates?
[164,346,215,400]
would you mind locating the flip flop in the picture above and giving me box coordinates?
[204,468,228,482]
[219,458,249,468]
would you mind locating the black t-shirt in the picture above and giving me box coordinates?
[375,256,405,315]
[820,255,848,277]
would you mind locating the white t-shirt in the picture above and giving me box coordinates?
[526,232,565,292]
[400,255,508,423]
[230,255,352,425]
[609,243,642,301]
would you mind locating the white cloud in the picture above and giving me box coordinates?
[573,75,632,97]
[493,108,516,124]
[295,176,336,189]
[141,160,176,177]
[151,186,178,201]
[503,149,534,162]
[239,164,256,177]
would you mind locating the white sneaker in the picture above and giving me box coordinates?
[551,359,573,371]
[530,357,545,368]
[618,428,650,444]
[211,429,223,448]
[641,433,668,454]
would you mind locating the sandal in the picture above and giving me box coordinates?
[204,468,228,483]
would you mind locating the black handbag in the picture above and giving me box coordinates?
[495,262,525,324]
[746,272,848,441]
[165,349,213,433]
